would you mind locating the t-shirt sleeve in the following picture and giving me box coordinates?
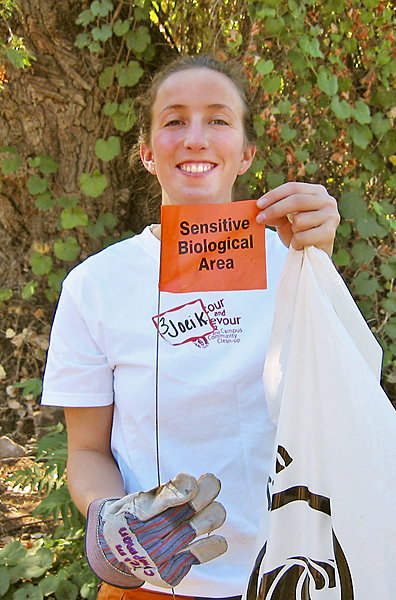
[41,282,114,408]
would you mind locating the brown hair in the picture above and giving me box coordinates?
[136,54,257,148]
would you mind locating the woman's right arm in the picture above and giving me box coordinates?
[64,405,126,517]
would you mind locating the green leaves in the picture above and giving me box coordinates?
[113,19,130,37]
[349,124,373,149]
[27,175,49,195]
[125,26,151,54]
[91,23,112,42]
[95,136,121,161]
[31,253,54,276]
[352,101,371,124]
[115,61,143,87]
[13,582,43,600]
[353,271,380,296]
[0,541,27,566]
[60,207,89,229]
[371,113,390,137]
[0,566,10,597]
[2,155,22,173]
[317,70,338,96]
[0,288,12,306]
[90,0,113,17]
[54,579,79,600]
[14,378,43,398]
[331,96,351,119]
[28,154,59,174]
[13,548,54,581]
[54,237,81,262]
[299,34,324,58]
[256,59,274,76]
[0,489,96,600]
[261,74,282,94]
[351,241,377,264]
[87,212,117,238]
[281,124,297,140]
[79,170,108,197]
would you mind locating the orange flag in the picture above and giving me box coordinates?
[159,200,267,293]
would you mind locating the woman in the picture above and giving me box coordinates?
[41,55,340,599]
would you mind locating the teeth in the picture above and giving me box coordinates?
[180,164,213,173]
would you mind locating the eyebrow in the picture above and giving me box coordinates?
[159,103,237,116]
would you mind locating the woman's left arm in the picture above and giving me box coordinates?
[256,182,340,257]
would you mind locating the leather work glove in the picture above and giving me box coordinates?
[85,473,227,589]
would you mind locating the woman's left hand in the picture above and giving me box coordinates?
[256,182,340,257]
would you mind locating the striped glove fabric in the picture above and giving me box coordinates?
[85,473,227,589]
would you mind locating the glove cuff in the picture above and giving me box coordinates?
[86,498,144,589]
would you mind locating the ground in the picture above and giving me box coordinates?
[0,296,63,548]
[0,456,56,547]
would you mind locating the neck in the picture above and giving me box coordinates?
[151,225,161,240]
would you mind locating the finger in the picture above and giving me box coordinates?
[257,182,337,227]
[257,182,329,208]
[137,499,225,557]
[290,221,338,252]
[158,534,228,587]
[180,535,228,564]
[128,502,195,539]
[132,473,199,521]
[189,501,226,536]
[288,207,333,232]
[258,193,331,225]
[189,473,221,512]
[157,550,198,587]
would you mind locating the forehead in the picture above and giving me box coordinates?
[152,67,245,116]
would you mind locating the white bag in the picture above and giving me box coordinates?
[246,247,396,600]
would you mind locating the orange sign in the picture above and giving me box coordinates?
[159,200,267,293]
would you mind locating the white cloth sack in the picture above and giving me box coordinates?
[246,246,396,600]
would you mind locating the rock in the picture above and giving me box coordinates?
[0,435,26,458]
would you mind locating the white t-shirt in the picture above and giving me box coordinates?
[41,225,288,597]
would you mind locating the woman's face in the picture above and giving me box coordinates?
[140,67,256,206]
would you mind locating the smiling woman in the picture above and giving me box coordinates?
[139,67,256,207]
[40,54,340,600]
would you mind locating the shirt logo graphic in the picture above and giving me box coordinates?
[152,299,214,346]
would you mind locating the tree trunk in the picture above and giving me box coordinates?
[0,0,173,439]
[0,0,164,293]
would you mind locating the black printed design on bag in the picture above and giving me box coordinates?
[247,446,354,600]
[276,445,293,473]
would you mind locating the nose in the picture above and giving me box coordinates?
[183,119,209,150]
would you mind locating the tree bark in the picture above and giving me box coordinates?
[0,0,166,294]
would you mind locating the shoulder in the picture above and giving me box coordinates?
[63,226,158,290]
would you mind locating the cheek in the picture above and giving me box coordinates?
[151,131,179,158]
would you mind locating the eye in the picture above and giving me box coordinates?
[210,118,230,126]
[164,119,183,127]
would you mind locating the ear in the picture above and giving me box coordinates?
[238,144,256,175]
[140,144,156,175]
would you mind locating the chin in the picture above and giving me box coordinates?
[179,193,230,206]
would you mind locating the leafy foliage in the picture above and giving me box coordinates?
[0,0,35,80]
[1,1,395,400]
[6,424,83,532]
[1,1,395,596]
[3,425,98,600]
[0,424,98,600]
[0,537,98,600]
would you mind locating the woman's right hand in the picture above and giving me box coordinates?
[85,473,227,589]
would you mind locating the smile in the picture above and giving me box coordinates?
[178,163,215,173]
